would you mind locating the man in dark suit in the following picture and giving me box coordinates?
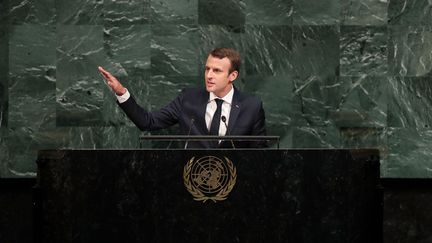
[98,48,266,148]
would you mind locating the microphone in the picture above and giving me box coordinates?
[184,117,195,149]
[221,116,235,149]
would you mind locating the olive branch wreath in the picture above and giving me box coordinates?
[183,156,237,203]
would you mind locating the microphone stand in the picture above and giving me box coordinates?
[221,116,235,149]
[184,118,195,149]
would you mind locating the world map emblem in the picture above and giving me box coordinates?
[183,156,237,202]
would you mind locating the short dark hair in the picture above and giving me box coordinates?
[209,48,241,74]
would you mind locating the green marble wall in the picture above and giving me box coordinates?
[0,0,431,178]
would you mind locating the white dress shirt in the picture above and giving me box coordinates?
[205,86,234,136]
[116,89,130,104]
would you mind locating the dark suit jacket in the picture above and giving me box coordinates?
[118,87,267,148]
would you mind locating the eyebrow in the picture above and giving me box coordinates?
[205,66,222,71]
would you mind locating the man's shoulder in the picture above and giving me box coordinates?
[178,87,208,102]
[181,86,206,95]
[234,88,263,105]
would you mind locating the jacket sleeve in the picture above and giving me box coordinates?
[117,91,183,131]
[250,101,268,148]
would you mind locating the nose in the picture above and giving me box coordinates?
[207,69,214,78]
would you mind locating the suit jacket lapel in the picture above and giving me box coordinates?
[227,88,241,134]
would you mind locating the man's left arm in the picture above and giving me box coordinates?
[251,101,268,148]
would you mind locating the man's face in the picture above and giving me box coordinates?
[205,55,238,97]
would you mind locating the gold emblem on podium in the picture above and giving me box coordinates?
[183,156,237,202]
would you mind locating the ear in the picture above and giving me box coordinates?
[228,71,238,83]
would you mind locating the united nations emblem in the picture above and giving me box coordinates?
[183,156,237,202]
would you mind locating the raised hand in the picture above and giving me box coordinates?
[98,66,127,95]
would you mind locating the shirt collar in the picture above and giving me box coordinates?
[209,85,234,105]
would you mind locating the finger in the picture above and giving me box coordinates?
[99,67,109,78]
[98,68,109,80]
[98,67,120,87]
[98,66,110,74]
[102,70,115,81]
[98,66,112,78]
[98,66,107,76]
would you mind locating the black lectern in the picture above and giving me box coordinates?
[35,149,381,243]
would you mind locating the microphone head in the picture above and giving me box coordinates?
[221,116,226,122]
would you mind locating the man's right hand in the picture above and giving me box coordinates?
[98,66,127,96]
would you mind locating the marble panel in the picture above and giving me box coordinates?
[8,24,56,129]
[242,25,293,76]
[0,24,8,128]
[328,76,388,128]
[388,0,432,25]
[0,0,8,23]
[388,76,432,128]
[341,0,388,25]
[244,0,292,25]
[290,75,339,126]
[293,0,341,25]
[292,126,341,148]
[151,24,199,76]
[387,128,432,178]
[340,26,387,76]
[151,0,197,24]
[56,25,105,126]
[292,25,339,79]
[56,0,103,25]
[8,0,55,25]
[388,26,432,77]
[198,0,245,27]
[103,0,150,25]
[103,24,150,70]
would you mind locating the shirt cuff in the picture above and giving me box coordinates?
[115,89,130,104]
